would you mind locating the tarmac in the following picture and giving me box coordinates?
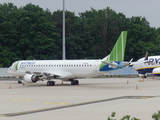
[0,76,160,120]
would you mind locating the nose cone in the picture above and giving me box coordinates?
[7,67,13,75]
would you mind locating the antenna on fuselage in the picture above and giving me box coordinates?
[62,0,66,60]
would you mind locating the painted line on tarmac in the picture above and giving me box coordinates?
[45,103,70,105]
[12,99,36,101]
[125,96,156,99]
[0,96,156,117]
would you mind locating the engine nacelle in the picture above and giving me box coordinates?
[152,68,160,76]
[24,74,39,83]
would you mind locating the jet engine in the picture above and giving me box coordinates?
[152,68,160,76]
[23,74,39,83]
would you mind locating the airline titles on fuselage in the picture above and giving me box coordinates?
[147,58,160,65]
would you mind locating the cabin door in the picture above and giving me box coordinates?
[93,61,100,72]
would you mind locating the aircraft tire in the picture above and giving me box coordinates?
[51,81,55,86]
[71,80,75,85]
[75,80,79,85]
[47,81,55,86]
[47,81,51,86]
[71,80,79,85]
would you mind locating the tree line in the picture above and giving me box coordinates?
[0,2,160,67]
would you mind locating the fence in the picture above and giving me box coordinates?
[0,68,9,77]
[106,67,138,76]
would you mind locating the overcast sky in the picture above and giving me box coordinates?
[1,0,160,28]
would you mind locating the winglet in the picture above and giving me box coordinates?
[102,31,127,62]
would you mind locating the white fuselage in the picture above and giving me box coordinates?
[132,56,160,75]
[8,60,106,79]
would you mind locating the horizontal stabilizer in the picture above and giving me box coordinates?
[101,61,118,68]
[102,61,130,68]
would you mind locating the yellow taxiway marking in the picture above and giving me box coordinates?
[146,97,156,99]
[139,96,156,99]
[12,99,36,101]
[45,103,70,105]
[125,96,156,99]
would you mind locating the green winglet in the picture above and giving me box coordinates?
[103,31,127,62]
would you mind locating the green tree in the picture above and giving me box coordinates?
[152,111,160,120]
[107,112,140,120]
[66,16,97,59]
[16,3,60,60]
[0,3,61,66]
[126,16,158,60]
[0,3,19,66]
[52,10,96,59]
[79,7,128,59]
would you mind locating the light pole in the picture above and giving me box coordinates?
[62,0,66,60]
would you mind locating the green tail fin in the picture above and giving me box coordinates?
[103,31,127,62]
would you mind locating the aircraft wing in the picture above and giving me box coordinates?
[45,71,74,79]
[26,71,44,76]
[101,60,131,68]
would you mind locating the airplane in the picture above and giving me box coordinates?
[132,51,160,78]
[7,31,129,86]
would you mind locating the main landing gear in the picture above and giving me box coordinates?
[47,81,55,86]
[71,80,79,85]
[46,76,55,86]
[46,79,79,86]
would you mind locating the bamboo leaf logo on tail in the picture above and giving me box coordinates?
[104,31,127,62]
